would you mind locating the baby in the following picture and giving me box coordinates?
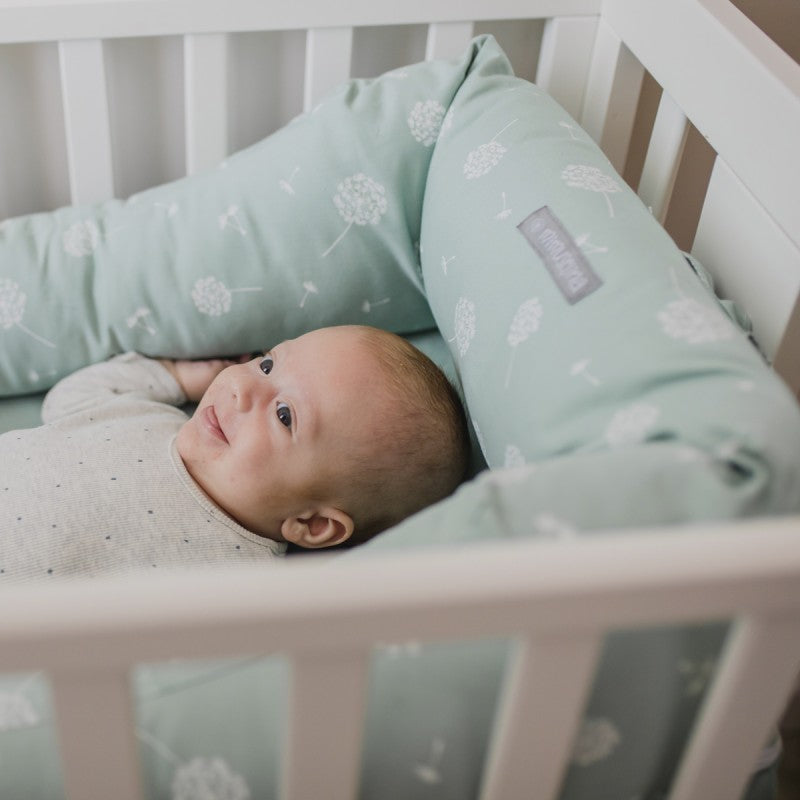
[0,325,470,580]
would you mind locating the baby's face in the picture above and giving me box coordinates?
[175,327,386,541]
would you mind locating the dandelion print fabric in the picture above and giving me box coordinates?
[0,37,496,397]
[418,36,800,493]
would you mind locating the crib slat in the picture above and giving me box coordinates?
[479,633,602,800]
[535,17,598,121]
[184,33,228,174]
[50,668,143,800]
[424,22,475,61]
[693,158,800,366]
[58,39,114,204]
[303,27,354,113]
[637,89,689,222]
[669,614,800,800]
[281,649,369,800]
[579,18,644,173]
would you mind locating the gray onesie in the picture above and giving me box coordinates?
[0,353,284,581]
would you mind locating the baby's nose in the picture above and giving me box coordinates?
[232,366,274,411]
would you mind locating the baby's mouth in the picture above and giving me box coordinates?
[202,405,228,443]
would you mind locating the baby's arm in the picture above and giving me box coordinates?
[42,353,187,424]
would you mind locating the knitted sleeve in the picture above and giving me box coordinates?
[42,353,187,424]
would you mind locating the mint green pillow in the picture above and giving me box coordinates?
[407,35,800,527]
[0,41,497,398]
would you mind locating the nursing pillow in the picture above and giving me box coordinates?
[0,44,490,397]
[357,36,800,550]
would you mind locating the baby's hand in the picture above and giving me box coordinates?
[160,355,250,402]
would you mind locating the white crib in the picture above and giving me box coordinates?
[1,1,799,799]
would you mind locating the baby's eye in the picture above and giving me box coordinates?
[277,402,292,429]
[259,357,273,375]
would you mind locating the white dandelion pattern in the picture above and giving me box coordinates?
[63,219,101,256]
[218,205,247,237]
[505,297,543,388]
[451,297,476,357]
[495,192,512,220]
[279,167,300,195]
[575,233,608,255]
[191,276,263,317]
[0,278,56,348]
[659,298,734,344]
[572,717,621,766]
[362,297,390,313]
[408,100,446,146]
[559,121,581,141]
[172,757,250,800]
[464,119,519,179]
[138,729,251,800]
[441,255,456,275]
[570,359,601,386]
[414,737,447,785]
[126,307,157,335]
[605,403,660,447]
[322,173,388,257]
[299,280,318,309]
[659,265,735,343]
[562,164,621,218]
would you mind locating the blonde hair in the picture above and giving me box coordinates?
[336,327,470,543]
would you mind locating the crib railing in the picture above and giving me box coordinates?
[1,520,800,800]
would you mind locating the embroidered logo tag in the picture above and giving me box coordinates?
[517,206,602,304]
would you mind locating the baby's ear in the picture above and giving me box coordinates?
[281,507,354,549]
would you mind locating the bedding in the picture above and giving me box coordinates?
[1,34,798,800]
[0,38,492,397]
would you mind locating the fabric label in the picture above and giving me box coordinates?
[517,206,602,304]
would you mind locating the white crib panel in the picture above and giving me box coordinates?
[184,33,229,174]
[479,633,602,800]
[282,649,369,800]
[58,39,114,204]
[603,0,800,256]
[0,1,602,43]
[50,667,143,800]
[303,27,354,113]
[692,158,800,368]
[424,22,475,62]
[579,18,644,173]
[535,17,597,122]
[637,89,689,223]
[669,614,800,800]
[2,521,800,673]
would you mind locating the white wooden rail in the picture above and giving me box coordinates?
[58,39,114,204]
[184,33,229,174]
[1,520,800,800]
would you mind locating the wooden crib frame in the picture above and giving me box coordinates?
[1,1,799,799]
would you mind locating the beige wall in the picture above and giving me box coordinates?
[625,0,799,252]
[730,0,800,62]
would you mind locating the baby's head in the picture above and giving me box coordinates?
[176,325,470,548]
